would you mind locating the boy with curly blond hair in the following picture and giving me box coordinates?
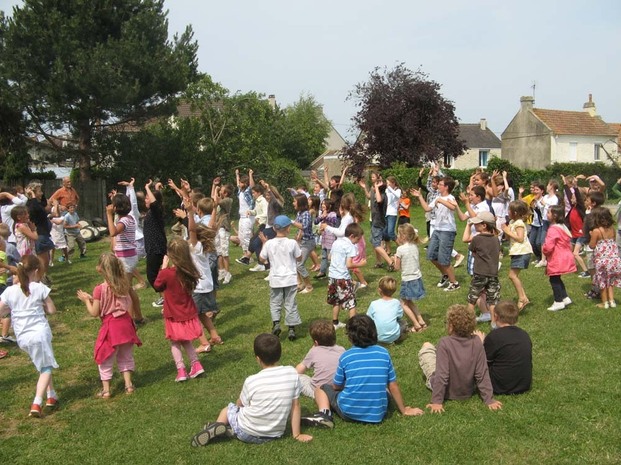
[418,304,502,413]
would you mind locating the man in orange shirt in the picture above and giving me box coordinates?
[50,177,79,209]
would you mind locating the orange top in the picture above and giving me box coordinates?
[398,197,411,218]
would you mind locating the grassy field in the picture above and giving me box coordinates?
[1,209,620,465]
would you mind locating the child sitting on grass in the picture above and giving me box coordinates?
[367,276,408,344]
[474,300,532,395]
[418,304,502,413]
[295,319,345,399]
[302,314,423,428]
[191,333,312,446]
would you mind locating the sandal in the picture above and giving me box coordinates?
[210,337,224,345]
[409,326,423,333]
[387,260,395,272]
[196,345,212,353]
[96,390,111,399]
[125,385,135,394]
[517,299,531,311]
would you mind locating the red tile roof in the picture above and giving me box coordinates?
[532,108,617,136]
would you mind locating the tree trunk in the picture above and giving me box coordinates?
[78,122,92,181]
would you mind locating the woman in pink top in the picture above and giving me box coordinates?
[77,253,142,398]
[542,205,577,311]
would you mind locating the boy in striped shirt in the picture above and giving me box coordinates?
[191,333,312,446]
[302,314,423,428]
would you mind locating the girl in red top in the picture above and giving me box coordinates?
[154,237,205,382]
[77,253,142,398]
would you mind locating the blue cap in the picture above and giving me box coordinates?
[273,215,292,229]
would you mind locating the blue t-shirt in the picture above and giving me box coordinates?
[367,298,404,343]
[334,345,397,423]
[63,211,80,236]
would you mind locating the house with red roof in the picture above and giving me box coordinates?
[501,95,618,169]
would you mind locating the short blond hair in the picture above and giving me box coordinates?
[378,276,397,297]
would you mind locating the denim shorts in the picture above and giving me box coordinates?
[226,403,275,444]
[426,230,456,266]
[370,225,384,248]
[192,291,218,315]
[35,234,55,254]
[400,278,425,301]
[510,254,531,270]
[384,215,397,241]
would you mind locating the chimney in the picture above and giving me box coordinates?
[583,93,596,117]
[479,118,487,131]
[520,96,535,111]
[268,94,276,110]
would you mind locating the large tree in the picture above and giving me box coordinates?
[0,0,198,180]
[280,94,331,169]
[344,63,466,175]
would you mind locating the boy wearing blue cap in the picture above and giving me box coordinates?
[260,215,303,340]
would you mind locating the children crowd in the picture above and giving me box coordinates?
[1,164,618,447]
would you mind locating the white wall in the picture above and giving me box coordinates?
[551,135,618,164]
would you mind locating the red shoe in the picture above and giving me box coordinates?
[29,404,42,418]
[175,368,188,382]
[45,397,58,408]
[189,361,205,379]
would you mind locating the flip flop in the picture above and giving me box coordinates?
[96,390,111,399]
[409,326,423,333]
[196,345,212,353]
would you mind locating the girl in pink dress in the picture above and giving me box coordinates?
[542,205,577,311]
[154,237,205,382]
[77,253,142,398]
[11,206,37,257]
[588,207,621,308]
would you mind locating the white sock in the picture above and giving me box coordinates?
[47,389,57,399]
[34,396,43,406]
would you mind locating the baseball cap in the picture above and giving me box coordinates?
[468,211,497,230]
[273,215,292,229]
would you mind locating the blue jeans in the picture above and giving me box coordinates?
[528,225,543,260]
[384,215,397,241]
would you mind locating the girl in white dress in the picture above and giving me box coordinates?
[0,255,58,418]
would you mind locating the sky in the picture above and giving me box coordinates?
[2,0,621,141]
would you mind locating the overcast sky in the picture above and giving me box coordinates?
[3,0,620,141]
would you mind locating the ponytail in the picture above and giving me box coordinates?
[17,255,40,297]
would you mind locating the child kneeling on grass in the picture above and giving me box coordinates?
[295,319,345,399]
[302,314,423,428]
[474,300,532,395]
[418,304,502,413]
[191,333,312,446]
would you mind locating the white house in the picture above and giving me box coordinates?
[450,119,501,169]
[501,95,618,170]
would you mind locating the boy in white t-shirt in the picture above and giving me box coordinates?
[327,223,364,330]
[412,176,460,292]
[259,215,302,341]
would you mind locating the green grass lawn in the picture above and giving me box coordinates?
[1,208,621,465]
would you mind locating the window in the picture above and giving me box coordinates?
[443,154,454,168]
[479,150,489,167]
[594,144,600,161]
[569,142,577,161]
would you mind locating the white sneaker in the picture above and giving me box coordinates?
[562,297,572,306]
[222,272,232,284]
[534,260,547,268]
[454,254,465,268]
[333,322,346,330]
[547,302,565,311]
[218,269,225,282]
[476,313,491,323]
[263,275,270,281]
[610,300,617,308]
[249,264,266,272]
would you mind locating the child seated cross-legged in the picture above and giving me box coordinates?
[418,304,503,413]
[302,314,423,428]
[367,276,408,344]
[295,319,345,400]
[474,301,532,395]
[191,333,312,446]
